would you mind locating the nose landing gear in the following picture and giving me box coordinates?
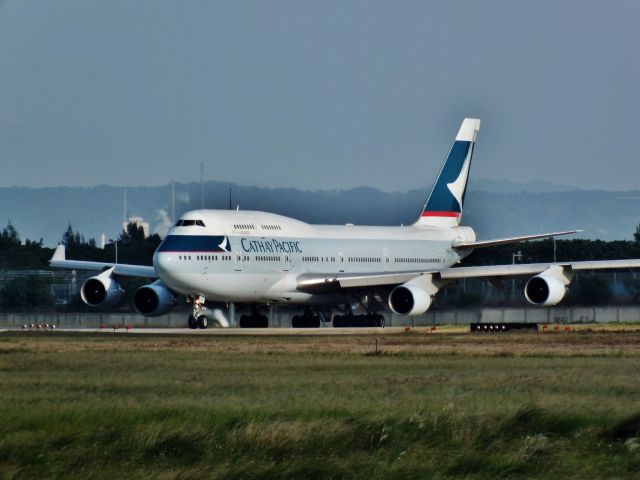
[187,294,208,329]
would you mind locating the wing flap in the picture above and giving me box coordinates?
[296,271,433,293]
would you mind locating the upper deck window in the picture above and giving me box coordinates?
[175,219,206,227]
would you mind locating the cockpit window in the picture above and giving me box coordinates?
[175,219,206,227]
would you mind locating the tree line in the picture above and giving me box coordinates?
[0,222,161,311]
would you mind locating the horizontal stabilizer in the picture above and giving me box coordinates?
[452,230,581,250]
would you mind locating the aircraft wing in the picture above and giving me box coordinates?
[49,244,157,278]
[296,259,640,293]
[438,259,640,279]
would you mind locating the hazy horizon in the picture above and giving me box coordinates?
[0,177,634,194]
[1,1,639,192]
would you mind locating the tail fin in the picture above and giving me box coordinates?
[414,118,480,228]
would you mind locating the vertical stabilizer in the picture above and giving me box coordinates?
[414,118,480,228]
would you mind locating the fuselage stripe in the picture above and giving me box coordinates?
[421,211,461,218]
[159,250,224,253]
[157,235,230,253]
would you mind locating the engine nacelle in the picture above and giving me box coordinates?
[133,280,175,316]
[524,265,571,306]
[80,268,124,307]
[388,275,440,316]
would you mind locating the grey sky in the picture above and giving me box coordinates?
[1,0,638,192]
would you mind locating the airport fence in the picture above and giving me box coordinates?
[3,306,640,328]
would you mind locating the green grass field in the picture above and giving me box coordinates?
[2,330,640,479]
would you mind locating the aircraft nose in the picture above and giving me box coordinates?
[154,251,175,274]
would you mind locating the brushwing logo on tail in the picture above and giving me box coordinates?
[415,118,480,227]
[445,142,474,213]
[422,140,473,217]
[218,235,230,253]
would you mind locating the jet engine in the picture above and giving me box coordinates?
[80,268,124,307]
[524,265,572,306]
[133,280,175,317]
[388,275,441,316]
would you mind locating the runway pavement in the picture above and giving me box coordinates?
[0,326,452,335]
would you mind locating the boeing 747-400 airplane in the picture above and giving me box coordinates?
[50,118,640,328]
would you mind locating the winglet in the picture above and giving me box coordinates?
[51,244,66,262]
[414,118,480,228]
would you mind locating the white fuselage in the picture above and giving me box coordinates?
[153,210,475,305]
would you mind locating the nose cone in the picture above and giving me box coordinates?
[154,251,174,275]
[153,250,200,297]
[153,250,187,294]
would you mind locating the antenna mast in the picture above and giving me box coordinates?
[200,162,204,209]
[171,180,176,222]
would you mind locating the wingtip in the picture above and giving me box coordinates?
[51,244,66,262]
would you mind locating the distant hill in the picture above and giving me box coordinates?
[0,180,638,246]
[472,179,579,194]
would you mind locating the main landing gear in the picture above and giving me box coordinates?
[331,295,386,328]
[291,309,322,328]
[187,294,208,330]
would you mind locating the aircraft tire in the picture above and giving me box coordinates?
[188,315,198,329]
[197,315,209,329]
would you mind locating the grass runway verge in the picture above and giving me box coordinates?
[2,329,640,479]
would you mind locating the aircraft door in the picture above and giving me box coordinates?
[282,253,290,272]
[383,248,390,272]
[234,249,243,272]
[337,248,345,272]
